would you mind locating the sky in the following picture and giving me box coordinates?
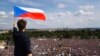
[0,0,100,29]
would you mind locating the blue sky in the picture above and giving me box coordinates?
[0,0,100,29]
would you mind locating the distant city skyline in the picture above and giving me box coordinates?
[0,0,100,29]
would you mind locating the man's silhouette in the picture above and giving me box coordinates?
[13,19,32,56]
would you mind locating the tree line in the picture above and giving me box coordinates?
[0,29,100,40]
[27,29,100,39]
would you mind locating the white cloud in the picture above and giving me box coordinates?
[75,5,95,16]
[35,21,45,25]
[21,0,44,7]
[46,11,73,21]
[9,0,44,7]
[75,10,94,16]
[56,12,66,16]
[0,11,15,29]
[79,5,94,11]
[0,11,6,15]
[9,11,14,16]
[57,3,66,9]
[53,0,76,3]
[0,22,8,25]
[45,10,99,28]
[79,10,94,15]
[0,11,7,18]
[45,12,77,28]
[9,0,17,3]
[66,11,72,15]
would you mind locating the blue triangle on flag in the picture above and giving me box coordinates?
[14,6,27,17]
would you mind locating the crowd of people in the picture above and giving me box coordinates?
[0,38,100,56]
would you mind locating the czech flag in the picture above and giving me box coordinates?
[14,6,46,20]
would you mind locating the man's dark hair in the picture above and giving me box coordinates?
[17,19,27,31]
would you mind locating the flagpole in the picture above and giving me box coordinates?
[13,17,16,27]
[13,5,15,30]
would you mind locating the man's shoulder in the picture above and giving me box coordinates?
[21,32,29,38]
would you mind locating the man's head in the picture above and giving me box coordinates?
[17,19,27,31]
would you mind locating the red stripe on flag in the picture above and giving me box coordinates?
[19,12,45,20]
